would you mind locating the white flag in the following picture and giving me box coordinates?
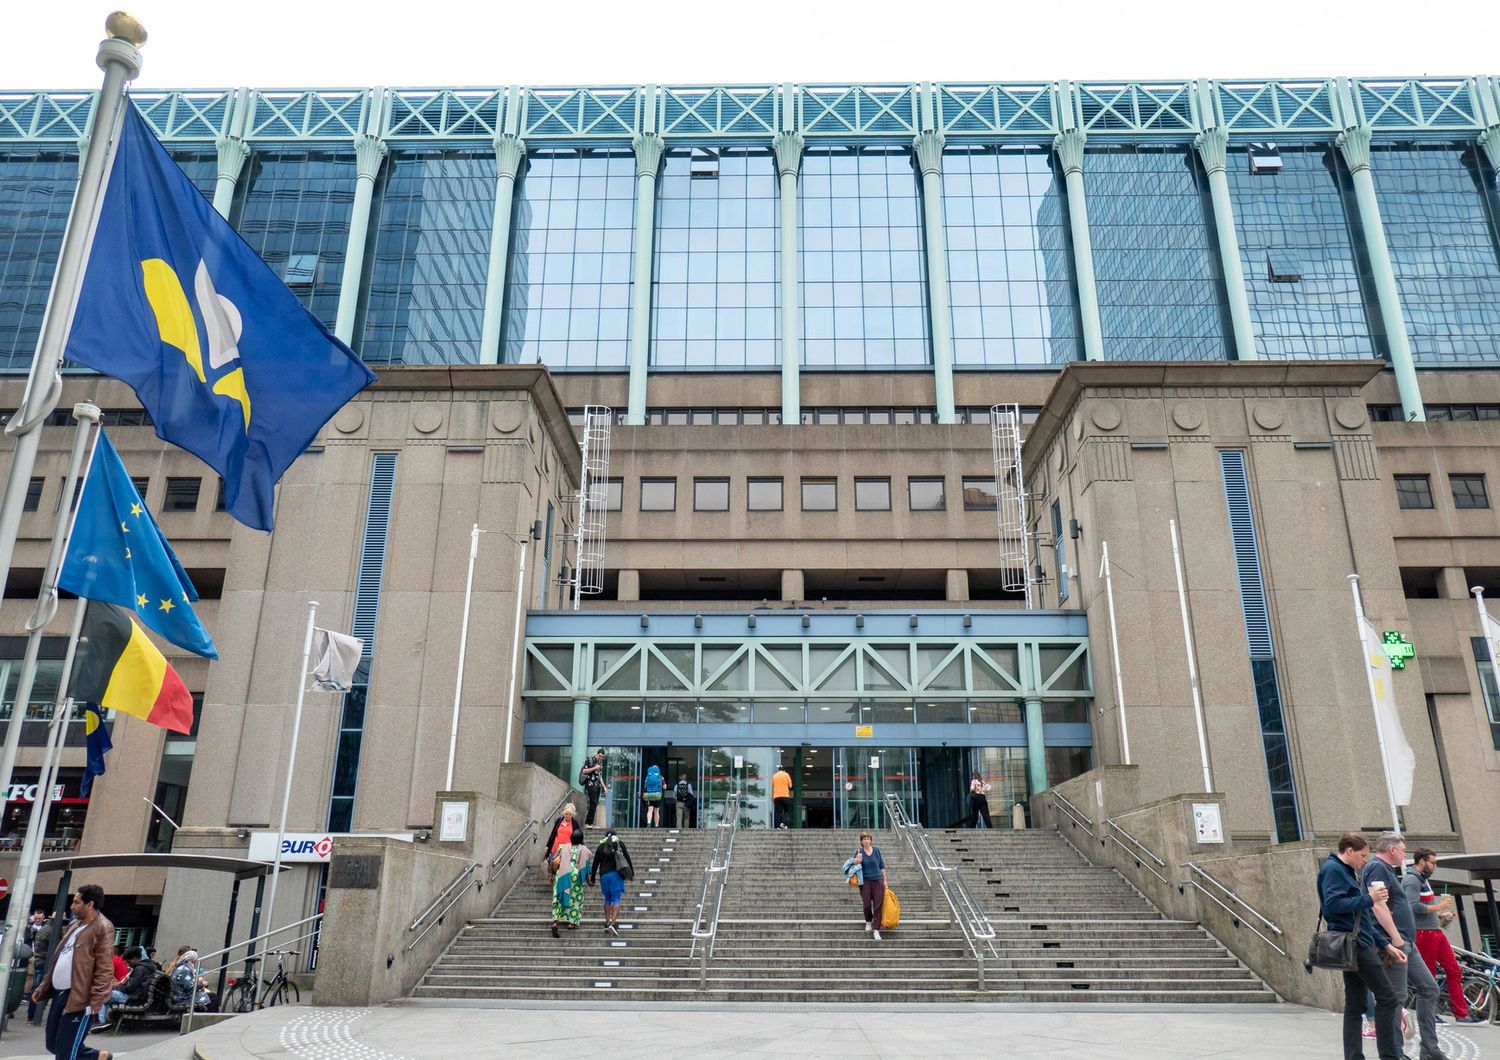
[311,628,364,692]
[1357,613,1416,805]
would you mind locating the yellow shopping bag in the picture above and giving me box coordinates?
[881,885,900,929]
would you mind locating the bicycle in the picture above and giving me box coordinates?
[223,958,260,1014]
[258,949,301,1008]
[1459,956,1498,1024]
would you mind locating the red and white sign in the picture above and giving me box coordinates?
[5,784,65,804]
[247,831,412,864]
[0,879,9,899]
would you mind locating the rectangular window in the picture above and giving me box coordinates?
[163,477,201,512]
[801,477,837,511]
[1052,500,1069,603]
[962,476,999,511]
[854,477,891,511]
[640,478,677,511]
[605,478,623,512]
[747,477,783,511]
[23,478,43,513]
[215,479,228,512]
[693,478,729,512]
[130,476,150,500]
[1451,474,1489,510]
[1395,474,1434,510]
[908,477,946,511]
[1469,637,1500,749]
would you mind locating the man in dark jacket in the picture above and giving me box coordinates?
[31,884,115,1060]
[99,946,159,1025]
[1317,833,1406,1060]
[1364,832,1447,1060]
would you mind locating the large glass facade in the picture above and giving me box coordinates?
[233,149,355,330]
[1084,146,1228,361]
[359,148,495,365]
[503,149,635,369]
[942,146,1078,366]
[800,147,929,368]
[1229,146,1375,360]
[652,148,779,369]
[0,149,76,371]
[1374,143,1500,366]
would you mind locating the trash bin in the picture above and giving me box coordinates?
[4,944,32,1020]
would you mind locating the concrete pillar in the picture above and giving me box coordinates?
[912,130,956,424]
[945,569,970,602]
[570,698,590,791]
[478,135,526,365]
[1194,127,1256,360]
[625,132,666,426]
[1053,130,1104,361]
[1438,567,1470,600]
[212,135,250,220]
[617,569,641,602]
[1336,125,1423,422]
[772,131,805,425]
[1024,698,1047,796]
[334,134,389,346]
[780,569,804,603]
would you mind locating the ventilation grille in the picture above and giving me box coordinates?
[350,452,398,657]
[1219,449,1273,659]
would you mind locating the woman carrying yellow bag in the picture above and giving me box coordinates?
[881,885,900,930]
[852,831,889,940]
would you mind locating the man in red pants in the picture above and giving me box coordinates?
[1406,847,1483,1023]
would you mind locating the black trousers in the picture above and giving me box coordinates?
[45,990,102,1060]
[1342,942,1401,1060]
[773,797,792,828]
[585,786,602,827]
[968,795,992,828]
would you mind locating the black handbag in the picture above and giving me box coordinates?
[1308,909,1361,972]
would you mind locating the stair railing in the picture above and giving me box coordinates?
[883,793,998,988]
[1180,861,1287,957]
[489,792,572,888]
[406,859,480,951]
[1049,790,1096,858]
[1103,817,1171,887]
[689,791,741,989]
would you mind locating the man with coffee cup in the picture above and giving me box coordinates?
[1363,832,1447,1060]
[1318,832,1408,1060]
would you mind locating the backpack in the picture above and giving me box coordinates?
[580,765,601,790]
[675,779,691,800]
[644,769,662,794]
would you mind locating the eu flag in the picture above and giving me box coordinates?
[63,103,376,531]
[82,703,113,798]
[58,430,218,659]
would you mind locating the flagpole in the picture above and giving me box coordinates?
[446,525,481,790]
[1099,541,1131,765]
[265,601,318,947]
[0,17,143,613]
[1348,574,1401,832]
[0,405,101,825]
[1169,519,1213,791]
[503,538,528,764]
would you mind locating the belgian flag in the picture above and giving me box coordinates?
[72,601,194,734]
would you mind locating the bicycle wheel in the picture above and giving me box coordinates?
[283,980,300,1005]
[228,980,256,1014]
[1461,975,1492,1018]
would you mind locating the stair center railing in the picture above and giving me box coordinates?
[689,791,741,989]
[1180,861,1287,956]
[883,793,998,988]
[1103,816,1170,887]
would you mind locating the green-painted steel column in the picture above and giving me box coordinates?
[570,698,590,791]
[1053,130,1104,361]
[1337,125,1423,422]
[212,136,249,220]
[625,132,665,426]
[913,130,956,424]
[334,134,388,345]
[1024,698,1047,796]
[1194,128,1257,360]
[479,134,526,365]
[772,130,805,425]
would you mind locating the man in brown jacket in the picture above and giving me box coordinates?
[31,883,114,1060]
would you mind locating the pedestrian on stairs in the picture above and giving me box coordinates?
[967,771,993,829]
[771,764,793,829]
[544,804,583,881]
[853,831,888,941]
[642,765,664,827]
[550,842,590,938]
[673,776,695,829]
[588,831,634,936]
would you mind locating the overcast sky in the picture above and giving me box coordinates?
[13,0,1500,90]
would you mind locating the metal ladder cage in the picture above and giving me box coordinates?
[990,403,1033,608]
[571,404,613,609]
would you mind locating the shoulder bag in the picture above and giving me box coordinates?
[1308,908,1362,972]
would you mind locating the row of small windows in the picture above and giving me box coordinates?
[566,406,1037,428]
[1394,473,1490,510]
[22,475,226,514]
[1368,404,1500,422]
[613,475,1001,513]
[0,408,154,428]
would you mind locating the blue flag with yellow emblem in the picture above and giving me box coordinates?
[63,103,376,531]
[82,703,113,798]
[58,430,218,659]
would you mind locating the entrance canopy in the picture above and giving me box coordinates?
[38,853,275,881]
[1435,852,1500,882]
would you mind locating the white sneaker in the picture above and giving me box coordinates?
[872,930,882,941]
[865,922,873,932]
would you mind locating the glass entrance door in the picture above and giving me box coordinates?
[698,746,774,828]
[836,747,916,830]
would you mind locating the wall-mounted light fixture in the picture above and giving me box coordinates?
[855,614,864,628]
[747,614,756,629]
[640,613,649,628]
[801,614,811,628]
[909,614,918,629]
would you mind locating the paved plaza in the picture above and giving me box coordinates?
[0,1002,1487,1059]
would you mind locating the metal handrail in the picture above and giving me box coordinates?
[690,791,740,989]
[1103,818,1170,886]
[489,819,540,884]
[1454,945,1500,971]
[1050,790,1094,830]
[406,860,479,951]
[185,917,323,1030]
[1181,861,1287,957]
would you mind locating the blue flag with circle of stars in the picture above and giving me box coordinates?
[57,430,219,659]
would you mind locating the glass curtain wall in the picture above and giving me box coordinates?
[652,148,778,369]
[0,149,76,371]
[942,145,1079,366]
[799,146,930,368]
[1083,146,1228,361]
[1228,145,1375,359]
[502,149,635,369]
[359,148,495,365]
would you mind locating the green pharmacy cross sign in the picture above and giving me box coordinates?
[1382,631,1416,669]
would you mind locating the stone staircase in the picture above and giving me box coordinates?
[413,823,1276,1003]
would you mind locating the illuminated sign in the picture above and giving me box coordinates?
[1382,631,1415,669]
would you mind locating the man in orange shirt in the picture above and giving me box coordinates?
[771,764,793,829]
